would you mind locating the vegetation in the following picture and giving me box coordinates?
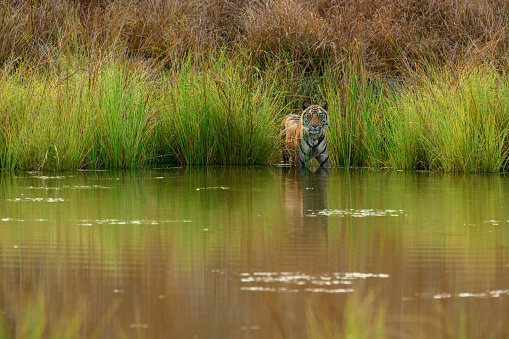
[1,0,509,172]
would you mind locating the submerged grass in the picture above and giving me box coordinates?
[305,292,387,339]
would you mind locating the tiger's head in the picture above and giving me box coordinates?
[301,101,329,134]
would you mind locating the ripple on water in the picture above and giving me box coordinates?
[407,290,509,300]
[24,185,112,190]
[6,198,66,202]
[196,186,229,191]
[31,175,68,180]
[238,271,388,293]
[309,209,405,217]
[77,219,192,226]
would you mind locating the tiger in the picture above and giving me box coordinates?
[280,101,331,168]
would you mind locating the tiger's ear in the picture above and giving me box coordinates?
[320,101,328,111]
[302,101,310,110]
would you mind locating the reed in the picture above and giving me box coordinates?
[320,63,509,172]
[156,54,286,165]
[321,62,390,168]
[0,57,160,170]
[402,66,509,172]
[0,52,291,170]
[2,55,509,172]
[0,63,93,171]
[90,61,159,169]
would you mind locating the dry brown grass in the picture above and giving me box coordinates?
[243,0,509,72]
[1,0,509,73]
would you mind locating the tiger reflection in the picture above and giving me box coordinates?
[282,167,329,236]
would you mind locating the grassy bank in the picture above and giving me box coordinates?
[2,54,509,172]
[324,64,509,172]
[1,1,509,172]
[0,54,289,170]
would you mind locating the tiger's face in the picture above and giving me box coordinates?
[301,101,329,134]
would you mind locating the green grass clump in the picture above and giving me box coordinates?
[322,63,391,168]
[0,66,93,171]
[403,67,509,172]
[321,63,509,173]
[0,59,159,170]
[90,62,158,169]
[156,55,285,165]
[0,54,289,170]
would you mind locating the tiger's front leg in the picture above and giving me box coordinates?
[315,148,331,168]
[297,148,308,168]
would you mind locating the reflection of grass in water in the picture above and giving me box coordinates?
[0,170,508,337]
[305,292,386,339]
[0,287,122,339]
[0,286,506,339]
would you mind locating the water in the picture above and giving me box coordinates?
[1,168,509,338]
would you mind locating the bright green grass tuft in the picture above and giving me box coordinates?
[322,63,509,172]
[157,55,286,166]
[0,54,509,172]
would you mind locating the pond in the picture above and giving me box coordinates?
[0,167,508,338]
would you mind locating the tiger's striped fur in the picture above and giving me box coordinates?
[281,101,331,168]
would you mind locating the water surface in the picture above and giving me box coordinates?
[1,168,508,338]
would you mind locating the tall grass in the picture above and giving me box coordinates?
[322,63,390,168]
[403,67,509,172]
[91,62,158,168]
[1,0,509,172]
[0,64,93,171]
[0,58,159,170]
[320,63,509,172]
[156,54,285,165]
[2,55,509,172]
[0,53,290,170]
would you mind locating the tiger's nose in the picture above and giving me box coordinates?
[309,116,320,127]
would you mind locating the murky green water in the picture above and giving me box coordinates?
[1,168,509,338]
